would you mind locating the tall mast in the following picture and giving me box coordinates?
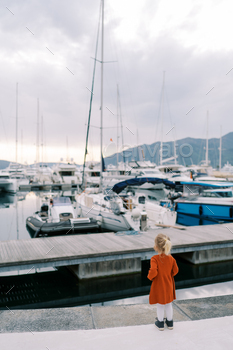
[206,111,209,166]
[99,0,104,191]
[36,98,40,166]
[160,71,165,165]
[116,84,119,169]
[81,1,101,188]
[219,125,222,170]
[66,135,69,163]
[41,115,44,166]
[118,87,125,169]
[16,82,18,163]
[21,129,23,164]
[174,126,177,165]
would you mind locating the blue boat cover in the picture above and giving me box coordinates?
[112,177,175,194]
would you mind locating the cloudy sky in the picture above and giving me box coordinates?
[0,0,233,164]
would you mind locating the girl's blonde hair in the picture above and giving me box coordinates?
[154,233,172,255]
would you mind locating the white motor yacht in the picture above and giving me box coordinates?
[2,163,29,187]
[52,163,81,185]
[0,171,17,193]
[33,164,53,184]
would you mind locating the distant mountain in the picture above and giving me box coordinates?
[104,132,233,169]
[1,132,232,170]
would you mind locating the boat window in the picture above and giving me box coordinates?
[138,196,146,204]
[202,191,220,198]
[0,175,10,179]
[216,191,233,197]
[53,197,71,206]
[202,190,233,198]
[59,171,74,176]
[90,172,100,177]
[148,195,157,201]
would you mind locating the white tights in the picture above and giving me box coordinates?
[157,303,173,322]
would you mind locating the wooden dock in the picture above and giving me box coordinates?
[0,223,233,274]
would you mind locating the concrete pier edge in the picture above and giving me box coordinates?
[0,294,232,333]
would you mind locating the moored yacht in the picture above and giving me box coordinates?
[26,196,100,237]
[0,171,17,193]
[52,163,81,186]
[76,177,177,231]
[174,181,233,222]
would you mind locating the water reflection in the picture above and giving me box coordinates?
[0,257,233,310]
[0,190,79,241]
[0,193,15,208]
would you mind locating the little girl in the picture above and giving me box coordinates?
[147,233,179,331]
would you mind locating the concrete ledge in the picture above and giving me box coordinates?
[69,258,141,279]
[180,247,233,264]
[0,294,233,333]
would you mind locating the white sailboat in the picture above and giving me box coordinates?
[76,0,144,231]
[76,1,178,232]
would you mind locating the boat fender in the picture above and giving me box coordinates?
[230,207,233,218]
[199,205,203,216]
[140,211,147,231]
[131,208,141,220]
[96,215,102,225]
[77,206,82,217]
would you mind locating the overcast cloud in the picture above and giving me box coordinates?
[0,0,233,164]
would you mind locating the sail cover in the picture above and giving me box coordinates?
[112,177,175,194]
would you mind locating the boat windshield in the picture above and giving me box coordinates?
[53,197,71,206]
[202,190,233,198]
[183,185,233,198]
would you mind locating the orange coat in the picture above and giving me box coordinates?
[147,254,179,305]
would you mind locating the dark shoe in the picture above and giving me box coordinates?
[155,318,164,331]
[165,318,173,330]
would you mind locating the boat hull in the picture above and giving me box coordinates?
[26,217,100,237]
[78,203,133,232]
[175,201,233,222]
